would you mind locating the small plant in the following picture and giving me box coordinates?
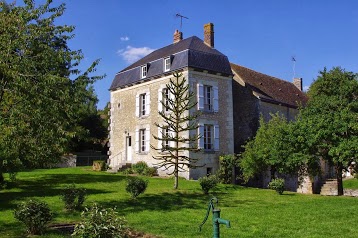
[131,161,149,175]
[143,167,158,177]
[61,184,87,210]
[217,154,239,184]
[93,160,106,171]
[125,177,148,199]
[199,175,219,194]
[14,199,53,235]
[268,178,285,195]
[72,203,128,238]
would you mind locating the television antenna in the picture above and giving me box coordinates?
[176,13,189,31]
[291,56,296,79]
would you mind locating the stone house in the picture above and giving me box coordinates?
[108,23,307,181]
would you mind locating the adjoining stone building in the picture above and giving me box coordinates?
[108,23,307,181]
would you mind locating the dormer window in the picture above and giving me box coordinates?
[141,65,147,79]
[164,57,171,72]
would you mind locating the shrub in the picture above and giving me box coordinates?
[199,175,219,194]
[14,199,53,235]
[93,160,106,171]
[122,167,134,175]
[268,178,285,195]
[61,184,87,210]
[72,203,127,238]
[131,161,149,175]
[143,167,158,177]
[217,154,239,184]
[125,177,148,199]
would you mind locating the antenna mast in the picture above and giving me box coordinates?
[176,13,189,31]
[292,56,296,79]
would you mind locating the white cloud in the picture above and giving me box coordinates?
[120,36,129,41]
[117,46,155,64]
[303,85,310,92]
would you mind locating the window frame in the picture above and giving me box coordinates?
[164,57,171,72]
[139,129,146,153]
[203,124,213,151]
[204,85,213,111]
[139,93,146,116]
[141,65,147,79]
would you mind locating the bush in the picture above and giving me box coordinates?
[93,160,106,171]
[217,154,239,184]
[143,167,158,177]
[14,199,53,235]
[131,161,149,175]
[125,177,148,199]
[122,167,134,175]
[61,184,87,210]
[72,203,127,238]
[199,175,219,194]
[268,178,285,195]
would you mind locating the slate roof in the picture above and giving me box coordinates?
[231,63,308,108]
[110,36,232,90]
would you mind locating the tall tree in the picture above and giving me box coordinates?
[297,67,358,195]
[151,72,201,189]
[0,0,103,183]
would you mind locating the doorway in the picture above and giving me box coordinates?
[126,136,132,162]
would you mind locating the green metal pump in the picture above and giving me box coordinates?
[199,197,231,238]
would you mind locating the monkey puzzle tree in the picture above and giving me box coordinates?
[151,72,201,189]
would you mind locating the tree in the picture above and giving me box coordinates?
[296,67,358,195]
[151,72,201,189]
[0,1,103,183]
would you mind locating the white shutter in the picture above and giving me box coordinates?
[145,128,150,152]
[197,83,204,110]
[146,92,150,115]
[198,123,204,149]
[214,125,220,151]
[135,94,139,117]
[158,88,163,112]
[135,129,139,153]
[213,86,219,112]
[157,126,162,150]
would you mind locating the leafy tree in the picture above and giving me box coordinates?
[0,1,103,183]
[151,72,201,189]
[297,67,358,195]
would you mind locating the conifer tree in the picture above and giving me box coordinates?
[151,72,201,189]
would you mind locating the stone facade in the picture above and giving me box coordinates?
[109,69,234,179]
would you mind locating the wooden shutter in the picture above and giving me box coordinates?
[135,129,139,153]
[213,86,219,112]
[198,123,204,149]
[135,94,139,117]
[145,128,150,152]
[146,92,150,115]
[197,83,204,110]
[214,125,220,151]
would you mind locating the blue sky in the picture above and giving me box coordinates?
[48,1,358,108]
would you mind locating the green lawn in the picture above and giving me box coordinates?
[1,167,357,238]
[343,177,358,189]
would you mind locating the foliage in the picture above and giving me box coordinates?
[61,184,86,210]
[143,166,158,177]
[151,71,201,189]
[72,203,128,238]
[198,175,219,194]
[217,154,239,184]
[0,0,103,182]
[268,178,285,195]
[295,67,358,195]
[131,161,149,175]
[125,176,148,199]
[239,114,306,182]
[14,199,53,235]
[92,160,106,171]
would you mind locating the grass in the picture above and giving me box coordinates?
[1,167,357,238]
[343,177,358,189]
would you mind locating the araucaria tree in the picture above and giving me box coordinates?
[151,72,201,189]
[296,67,358,195]
[0,1,103,183]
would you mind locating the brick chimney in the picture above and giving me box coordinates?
[293,77,303,91]
[204,23,214,48]
[173,29,183,43]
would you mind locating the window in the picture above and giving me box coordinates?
[163,88,170,112]
[206,167,213,176]
[164,57,171,72]
[158,87,170,113]
[197,83,219,112]
[198,123,219,151]
[140,93,146,116]
[141,65,147,78]
[139,129,146,152]
[204,124,213,150]
[163,127,170,150]
[204,85,212,111]
[136,92,150,117]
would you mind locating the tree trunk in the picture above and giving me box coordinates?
[336,163,344,196]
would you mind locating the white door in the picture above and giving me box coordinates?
[126,136,132,162]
